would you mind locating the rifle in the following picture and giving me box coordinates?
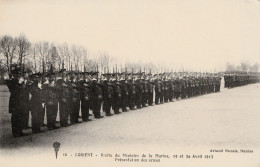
[62,61,65,81]
[83,65,86,80]
[50,64,55,81]
[19,64,25,82]
[116,64,118,80]
[125,66,127,80]
[42,58,45,84]
[97,64,99,82]
[132,66,133,80]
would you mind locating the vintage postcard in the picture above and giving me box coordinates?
[0,0,259,167]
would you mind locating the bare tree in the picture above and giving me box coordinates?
[0,35,17,72]
[86,59,97,71]
[71,45,85,71]
[57,43,71,70]
[35,41,51,71]
[29,43,38,72]
[240,62,250,72]
[47,44,58,70]
[16,34,31,72]
[96,51,110,74]
[225,62,235,72]
[250,63,259,72]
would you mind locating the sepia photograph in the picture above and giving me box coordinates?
[0,0,260,166]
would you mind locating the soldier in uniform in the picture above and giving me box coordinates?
[159,74,164,104]
[180,76,187,99]
[224,74,231,89]
[45,72,60,130]
[111,73,122,114]
[154,74,161,105]
[30,73,45,133]
[163,74,170,103]
[127,73,136,110]
[5,65,28,137]
[41,74,49,127]
[202,75,207,94]
[215,75,222,92]
[174,76,181,100]
[147,73,154,106]
[80,72,92,121]
[20,71,32,129]
[135,73,143,109]
[141,73,148,107]
[197,75,202,96]
[102,73,113,116]
[187,76,192,98]
[206,76,210,93]
[168,74,175,102]
[56,69,71,127]
[70,72,82,124]
[90,72,103,118]
[120,73,129,112]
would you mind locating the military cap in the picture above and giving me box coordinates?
[74,71,80,75]
[59,69,66,73]
[11,68,21,74]
[30,72,42,78]
[91,71,99,75]
[102,73,111,76]
[46,72,55,77]
[82,72,90,75]
[102,73,111,78]
[111,73,117,77]
[10,64,21,74]
[69,71,75,75]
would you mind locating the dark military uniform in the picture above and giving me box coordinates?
[159,80,164,103]
[112,79,122,113]
[30,76,44,133]
[135,79,143,109]
[120,79,128,111]
[45,80,59,130]
[90,79,103,118]
[20,79,31,129]
[127,78,136,110]
[147,79,154,105]
[57,76,71,126]
[163,79,170,102]
[102,79,113,116]
[41,80,48,126]
[142,79,148,107]
[154,78,161,104]
[80,79,91,121]
[6,76,25,136]
[174,78,181,99]
[180,78,187,99]
[168,79,174,102]
[187,78,192,98]
[70,78,81,123]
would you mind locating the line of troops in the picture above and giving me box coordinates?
[224,72,260,89]
[5,65,222,137]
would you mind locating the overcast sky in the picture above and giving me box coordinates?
[0,0,260,71]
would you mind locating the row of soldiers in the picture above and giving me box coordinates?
[224,72,260,88]
[6,64,222,137]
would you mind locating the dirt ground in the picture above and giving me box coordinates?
[0,83,259,167]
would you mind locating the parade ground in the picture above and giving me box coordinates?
[0,83,260,167]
